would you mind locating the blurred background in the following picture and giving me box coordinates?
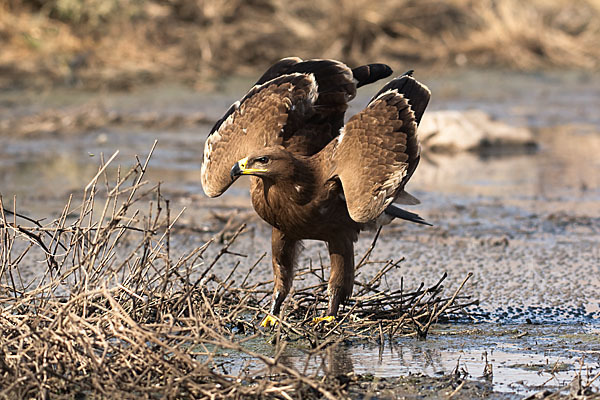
[1,0,600,89]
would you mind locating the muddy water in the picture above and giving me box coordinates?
[220,323,600,396]
[1,70,599,397]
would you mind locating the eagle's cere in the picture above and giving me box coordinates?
[201,58,431,326]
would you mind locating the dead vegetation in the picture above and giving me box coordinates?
[0,145,476,398]
[1,0,599,90]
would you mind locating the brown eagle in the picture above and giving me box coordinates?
[201,57,431,326]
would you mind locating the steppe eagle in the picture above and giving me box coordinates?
[201,57,431,326]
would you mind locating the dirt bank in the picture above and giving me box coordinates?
[1,0,600,90]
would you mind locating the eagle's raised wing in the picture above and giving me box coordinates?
[333,73,431,223]
[201,58,392,197]
[201,73,318,197]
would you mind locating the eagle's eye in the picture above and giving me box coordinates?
[255,156,270,164]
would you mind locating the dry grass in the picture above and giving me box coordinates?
[1,0,599,89]
[0,145,475,398]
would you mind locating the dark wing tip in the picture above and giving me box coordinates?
[352,63,393,88]
[255,57,303,85]
[371,72,430,125]
[402,69,414,77]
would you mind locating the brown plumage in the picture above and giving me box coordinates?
[201,58,431,324]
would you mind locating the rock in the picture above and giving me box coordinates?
[419,110,536,152]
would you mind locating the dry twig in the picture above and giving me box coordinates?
[0,147,476,399]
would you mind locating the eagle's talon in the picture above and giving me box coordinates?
[261,314,279,328]
[312,315,336,324]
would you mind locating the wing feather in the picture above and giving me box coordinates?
[202,58,399,198]
[201,73,317,197]
[333,74,430,223]
[254,57,303,85]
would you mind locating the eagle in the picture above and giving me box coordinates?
[201,57,431,326]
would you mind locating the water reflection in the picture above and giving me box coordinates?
[414,128,600,202]
[242,324,599,396]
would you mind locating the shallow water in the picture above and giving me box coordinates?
[1,70,599,396]
[223,323,600,397]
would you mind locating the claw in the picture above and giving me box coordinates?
[260,314,279,328]
[312,315,336,324]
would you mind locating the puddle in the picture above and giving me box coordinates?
[210,323,600,397]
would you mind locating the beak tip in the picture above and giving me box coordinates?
[230,162,242,180]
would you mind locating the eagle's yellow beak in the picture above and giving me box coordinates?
[230,157,267,179]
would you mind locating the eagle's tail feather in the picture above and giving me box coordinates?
[384,204,432,226]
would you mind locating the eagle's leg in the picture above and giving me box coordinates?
[261,227,298,327]
[326,237,355,317]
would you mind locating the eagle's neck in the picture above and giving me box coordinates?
[263,155,317,205]
[250,154,324,232]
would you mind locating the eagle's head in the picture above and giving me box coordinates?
[230,146,298,182]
